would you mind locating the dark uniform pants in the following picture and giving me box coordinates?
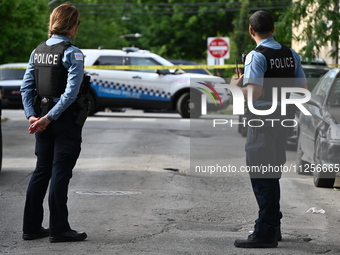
[245,118,290,239]
[23,107,82,234]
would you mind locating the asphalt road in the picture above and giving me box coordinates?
[0,109,339,255]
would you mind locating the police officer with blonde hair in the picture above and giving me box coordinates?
[231,11,307,248]
[21,3,87,242]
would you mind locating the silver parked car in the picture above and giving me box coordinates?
[296,68,340,188]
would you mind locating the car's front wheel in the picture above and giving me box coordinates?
[176,92,201,118]
[313,135,336,188]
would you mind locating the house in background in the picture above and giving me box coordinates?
[292,29,337,66]
[291,1,339,66]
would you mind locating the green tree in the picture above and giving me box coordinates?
[232,0,252,63]
[0,0,292,65]
[276,0,340,63]
[232,0,292,64]
[55,0,238,61]
[0,0,49,64]
[132,0,237,61]
[67,0,130,49]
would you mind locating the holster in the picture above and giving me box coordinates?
[73,74,91,127]
[40,97,56,116]
[74,95,90,127]
[32,91,42,116]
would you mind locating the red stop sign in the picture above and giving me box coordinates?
[208,38,229,58]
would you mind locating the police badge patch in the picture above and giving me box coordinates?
[74,52,84,61]
[245,53,253,66]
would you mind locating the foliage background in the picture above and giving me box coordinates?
[0,0,49,64]
[3,0,337,74]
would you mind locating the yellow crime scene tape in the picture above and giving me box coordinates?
[5,64,340,69]
[0,64,242,70]
[83,64,242,70]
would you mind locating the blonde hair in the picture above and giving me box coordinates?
[48,3,80,37]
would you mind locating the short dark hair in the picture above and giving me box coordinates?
[249,11,274,34]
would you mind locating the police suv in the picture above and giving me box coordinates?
[82,47,230,118]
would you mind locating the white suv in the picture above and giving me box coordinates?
[82,47,230,118]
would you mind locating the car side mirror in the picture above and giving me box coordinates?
[307,94,322,108]
[156,69,170,75]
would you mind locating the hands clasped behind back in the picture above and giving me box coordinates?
[28,116,51,134]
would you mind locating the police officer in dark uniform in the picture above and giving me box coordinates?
[231,11,307,248]
[21,3,87,242]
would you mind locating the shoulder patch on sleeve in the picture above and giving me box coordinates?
[245,53,253,66]
[74,52,84,61]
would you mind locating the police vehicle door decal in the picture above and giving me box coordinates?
[91,79,171,101]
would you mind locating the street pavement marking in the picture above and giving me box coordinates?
[75,190,141,195]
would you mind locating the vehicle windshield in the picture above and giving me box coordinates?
[327,78,340,107]
[152,55,174,66]
[0,68,26,80]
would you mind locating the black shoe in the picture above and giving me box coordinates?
[49,230,87,243]
[23,227,49,240]
[234,234,278,248]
